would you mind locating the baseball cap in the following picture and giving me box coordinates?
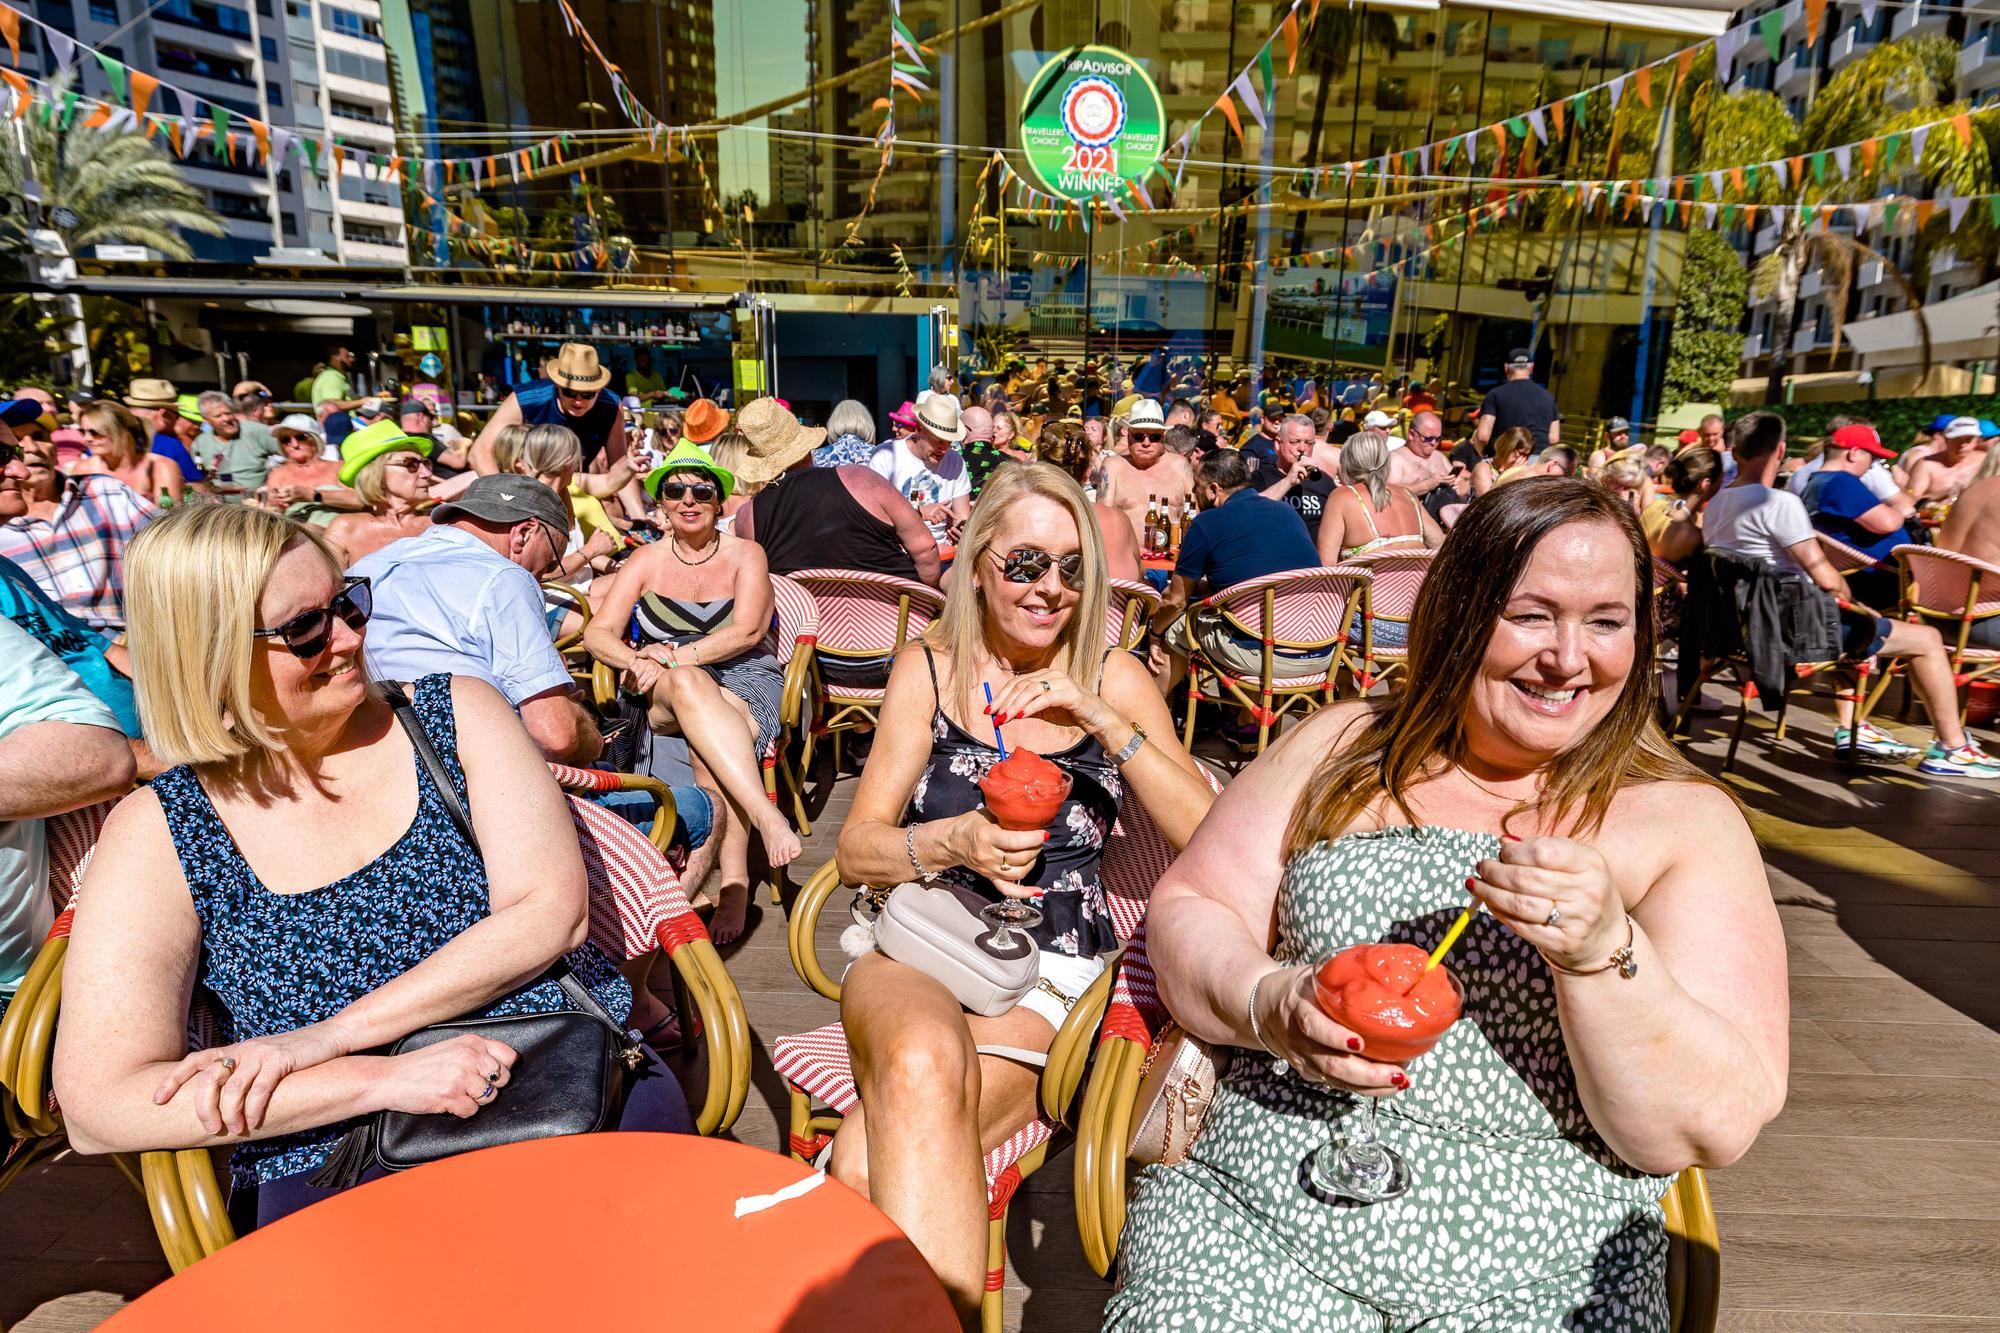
[1930,414,1960,431]
[1829,424,1894,459]
[0,399,47,429]
[1981,419,2000,437]
[1363,410,1395,429]
[396,399,436,419]
[1505,347,1534,368]
[1677,428,1701,446]
[273,413,322,439]
[430,474,569,544]
[1944,416,1981,439]
[1605,416,1632,434]
[356,396,388,419]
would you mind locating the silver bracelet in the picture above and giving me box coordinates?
[1247,969,1281,1056]
[905,825,929,881]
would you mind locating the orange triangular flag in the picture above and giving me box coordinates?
[0,6,16,67]
[1953,113,1973,146]
[1803,0,1827,44]
[1676,47,1695,85]
[1634,66,1652,107]
[82,101,113,130]
[250,118,269,163]
[1550,98,1565,138]
[1280,11,1300,72]
[1860,138,1878,173]
[1787,154,1804,183]
[1914,199,1936,227]
[128,70,158,119]
[1729,166,1746,193]
[1215,92,1243,146]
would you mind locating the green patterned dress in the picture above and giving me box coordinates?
[1105,825,1674,1332]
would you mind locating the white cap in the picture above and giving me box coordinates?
[1945,415,1981,438]
[274,413,321,436]
[1363,410,1395,429]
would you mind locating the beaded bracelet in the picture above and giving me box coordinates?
[1545,914,1640,979]
[905,826,930,881]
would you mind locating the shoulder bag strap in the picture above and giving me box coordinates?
[378,680,630,1035]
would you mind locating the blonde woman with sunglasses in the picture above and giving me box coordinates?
[826,461,1213,1322]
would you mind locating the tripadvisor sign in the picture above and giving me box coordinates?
[1017,45,1166,203]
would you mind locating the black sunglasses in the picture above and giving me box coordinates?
[0,440,17,466]
[658,481,718,503]
[988,546,1086,590]
[251,576,371,659]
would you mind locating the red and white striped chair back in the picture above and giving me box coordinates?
[1895,545,2000,621]
[45,800,115,916]
[788,569,944,664]
[1106,578,1161,651]
[1651,556,1684,592]
[567,796,710,963]
[1100,923,1167,1052]
[768,572,820,659]
[1206,567,1360,651]
[1099,761,1223,942]
[1816,532,1880,575]
[1343,546,1435,626]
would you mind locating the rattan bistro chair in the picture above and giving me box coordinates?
[1106,578,1161,652]
[1072,931,1722,1332]
[1180,566,1363,755]
[1340,544,1435,691]
[787,570,945,775]
[770,763,1223,1333]
[4,797,750,1274]
[1893,544,2000,725]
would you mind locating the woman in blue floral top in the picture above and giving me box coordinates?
[825,462,1214,1320]
[55,505,692,1228]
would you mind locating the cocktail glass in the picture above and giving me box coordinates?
[1303,945,1463,1205]
[978,899,1042,958]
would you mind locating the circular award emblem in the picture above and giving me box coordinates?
[1018,45,1166,203]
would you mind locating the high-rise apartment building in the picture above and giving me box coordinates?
[17,0,404,265]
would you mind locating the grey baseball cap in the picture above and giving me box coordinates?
[1605,416,1631,433]
[430,474,568,541]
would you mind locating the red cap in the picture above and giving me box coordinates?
[1676,428,1700,446]
[1830,423,1895,459]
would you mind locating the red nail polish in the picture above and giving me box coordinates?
[1346,1037,1362,1051]
[1390,1072,1409,1088]
[1042,831,1050,842]
[1465,876,1478,891]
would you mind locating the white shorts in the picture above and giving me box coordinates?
[1018,948,1110,1032]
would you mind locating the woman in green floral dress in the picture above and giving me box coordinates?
[1107,478,1789,1331]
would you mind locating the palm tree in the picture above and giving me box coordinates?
[0,76,223,262]
[1714,35,1997,402]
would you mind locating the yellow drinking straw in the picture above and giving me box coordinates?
[1426,903,1476,973]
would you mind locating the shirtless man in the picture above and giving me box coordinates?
[1907,417,1991,502]
[1098,399,1194,547]
[1388,409,1454,497]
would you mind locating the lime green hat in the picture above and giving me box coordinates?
[337,418,433,486]
[175,393,204,423]
[645,436,735,502]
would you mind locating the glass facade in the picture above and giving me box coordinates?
[395,0,1727,426]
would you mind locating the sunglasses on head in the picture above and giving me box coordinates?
[251,576,371,660]
[658,481,718,503]
[988,545,1086,590]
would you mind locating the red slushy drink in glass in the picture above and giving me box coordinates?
[978,750,1072,831]
[1312,942,1463,1063]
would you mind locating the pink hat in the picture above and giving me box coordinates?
[888,400,918,428]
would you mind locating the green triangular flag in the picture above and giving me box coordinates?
[1442,136,1459,163]
[1572,94,1586,128]
[58,89,79,128]
[1810,151,1827,183]
[1746,164,1761,192]
[1507,116,1528,138]
[1881,133,1902,171]
[93,51,127,104]
[1256,44,1275,109]
[1722,203,1738,228]
[1990,196,2000,228]
[303,136,321,173]
[211,104,231,144]
[1883,200,1901,229]
[1759,9,1784,60]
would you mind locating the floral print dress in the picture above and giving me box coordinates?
[1106,826,1674,1332]
[905,647,1121,959]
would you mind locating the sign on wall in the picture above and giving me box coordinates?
[1017,45,1166,203]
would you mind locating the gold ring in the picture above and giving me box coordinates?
[219,1057,237,1073]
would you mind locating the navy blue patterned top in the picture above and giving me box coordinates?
[152,672,632,1186]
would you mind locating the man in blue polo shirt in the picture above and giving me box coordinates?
[1803,422,1918,609]
[1148,448,1330,715]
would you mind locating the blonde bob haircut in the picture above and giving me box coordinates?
[515,423,583,477]
[488,423,533,473]
[922,460,1107,722]
[125,504,348,767]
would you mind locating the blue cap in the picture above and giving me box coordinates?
[1981,420,2000,437]
[1931,414,1959,431]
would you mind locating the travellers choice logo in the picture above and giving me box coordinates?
[1018,45,1166,203]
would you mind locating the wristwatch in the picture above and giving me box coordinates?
[1110,723,1147,767]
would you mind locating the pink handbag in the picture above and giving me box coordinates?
[1128,1023,1228,1167]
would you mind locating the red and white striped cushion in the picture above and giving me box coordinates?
[1106,579,1161,649]
[819,683,888,704]
[568,797,708,961]
[45,799,115,915]
[771,1023,1057,1192]
[769,572,821,656]
[1896,545,2000,618]
[1346,547,1435,622]
[1207,567,1359,649]
[1817,533,1880,574]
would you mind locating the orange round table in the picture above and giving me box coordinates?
[103,1135,956,1332]
[1142,556,1175,573]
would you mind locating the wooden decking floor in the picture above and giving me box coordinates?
[5,692,1996,1331]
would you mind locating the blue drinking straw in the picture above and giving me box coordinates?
[983,681,1006,758]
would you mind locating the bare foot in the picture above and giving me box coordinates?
[752,804,803,867]
[710,880,749,946]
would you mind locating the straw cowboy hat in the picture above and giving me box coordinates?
[732,397,827,485]
[911,392,967,443]
[681,398,729,444]
[123,378,178,411]
[547,342,611,393]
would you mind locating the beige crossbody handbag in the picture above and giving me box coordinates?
[844,881,1041,1018]
[1129,1024,1229,1167]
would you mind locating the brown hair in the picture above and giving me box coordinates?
[1035,420,1093,483]
[1283,476,1722,856]
[1491,426,1533,473]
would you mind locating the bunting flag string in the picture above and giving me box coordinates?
[405,218,611,271]
[830,0,925,256]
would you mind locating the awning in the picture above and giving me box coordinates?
[1467,0,1733,36]
[32,274,738,311]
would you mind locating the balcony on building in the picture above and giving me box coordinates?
[1775,46,1813,94]
[338,238,408,267]
[1742,330,1765,360]
[1829,16,1880,63]
[1799,269,1823,300]
[1859,256,1889,288]
[1892,0,1956,42]
[1960,29,2000,91]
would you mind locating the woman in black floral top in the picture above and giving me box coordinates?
[826,461,1214,1320]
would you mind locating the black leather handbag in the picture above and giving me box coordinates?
[310,682,643,1190]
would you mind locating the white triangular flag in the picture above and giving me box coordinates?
[1947,191,1971,231]
[1703,202,1719,226]
[1910,123,1931,164]
[1526,108,1547,144]
[1858,0,1877,23]
[1708,170,1724,198]
[1608,74,1626,111]
[1851,200,1874,236]
[1772,158,1789,187]
[1714,26,1748,83]
[48,31,75,71]
[1833,144,1851,179]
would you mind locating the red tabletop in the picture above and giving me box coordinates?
[1142,556,1175,573]
[104,1135,956,1332]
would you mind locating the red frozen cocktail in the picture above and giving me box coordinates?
[978,750,1072,830]
[1313,942,1463,1064]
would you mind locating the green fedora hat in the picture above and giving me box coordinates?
[645,436,736,502]
[337,418,433,486]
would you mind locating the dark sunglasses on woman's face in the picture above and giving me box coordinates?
[658,481,718,503]
[988,545,1087,590]
[251,576,372,660]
